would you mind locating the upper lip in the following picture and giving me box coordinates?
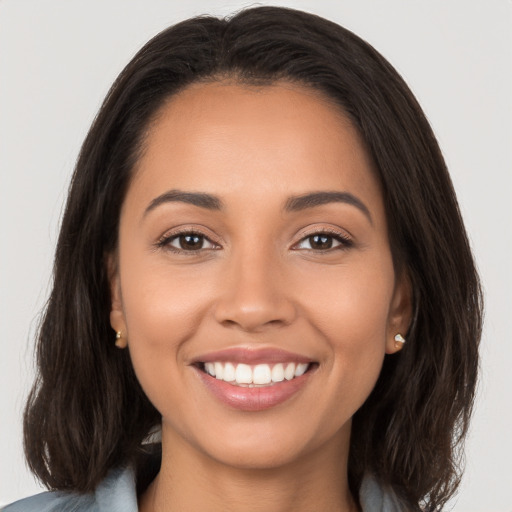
[191,347,315,365]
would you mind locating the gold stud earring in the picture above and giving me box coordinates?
[394,333,406,351]
[115,331,127,349]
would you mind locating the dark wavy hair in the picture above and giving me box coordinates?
[23,6,482,510]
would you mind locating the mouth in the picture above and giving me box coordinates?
[197,361,315,387]
[191,348,318,411]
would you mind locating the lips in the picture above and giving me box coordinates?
[191,347,317,411]
[195,347,313,365]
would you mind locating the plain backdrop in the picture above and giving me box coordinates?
[1,1,511,510]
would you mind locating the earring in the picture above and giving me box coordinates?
[394,333,406,351]
[115,330,127,349]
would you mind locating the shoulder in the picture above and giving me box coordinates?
[2,467,137,512]
[359,474,407,512]
[1,490,97,512]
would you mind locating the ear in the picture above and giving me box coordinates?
[385,270,413,354]
[108,253,128,348]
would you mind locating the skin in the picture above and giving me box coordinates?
[110,81,411,512]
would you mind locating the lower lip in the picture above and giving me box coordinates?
[195,368,313,412]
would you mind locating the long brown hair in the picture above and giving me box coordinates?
[23,7,482,510]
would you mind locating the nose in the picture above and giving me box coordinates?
[213,249,297,333]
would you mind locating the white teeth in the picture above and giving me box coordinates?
[203,361,311,386]
[294,363,308,377]
[284,362,295,380]
[271,363,285,382]
[253,364,272,385]
[223,362,236,382]
[205,362,215,376]
[235,363,252,384]
[214,362,224,380]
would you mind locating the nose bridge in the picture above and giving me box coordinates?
[214,239,295,331]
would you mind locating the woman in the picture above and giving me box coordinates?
[3,6,482,512]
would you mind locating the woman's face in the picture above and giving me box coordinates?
[110,82,410,470]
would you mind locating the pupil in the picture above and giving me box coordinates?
[311,234,332,250]
[180,234,202,250]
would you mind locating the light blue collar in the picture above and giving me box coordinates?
[3,465,402,511]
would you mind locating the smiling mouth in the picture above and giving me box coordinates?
[198,361,316,387]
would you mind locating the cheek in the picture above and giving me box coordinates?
[298,253,395,341]
[119,246,217,338]
[116,255,215,399]
[300,256,395,392]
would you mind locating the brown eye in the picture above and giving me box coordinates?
[177,234,204,250]
[308,234,333,250]
[294,231,353,251]
[162,232,217,252]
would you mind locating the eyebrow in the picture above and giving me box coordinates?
[144,190,223,217]
[284,191,372,223]
[143,189,372,224]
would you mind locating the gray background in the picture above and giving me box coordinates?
[1,1,511,509]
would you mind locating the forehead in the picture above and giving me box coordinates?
[128,81,382,218]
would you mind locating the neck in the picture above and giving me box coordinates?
[139,425,358,512]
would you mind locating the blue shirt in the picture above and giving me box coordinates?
[2,467,403,511]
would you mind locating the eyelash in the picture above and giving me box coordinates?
[155,228,353,255]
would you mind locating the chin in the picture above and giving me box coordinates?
[171,413,351,472]
[205,439,313,471]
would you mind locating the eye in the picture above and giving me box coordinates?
[158,231,219,253]
[293,231,352,251]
